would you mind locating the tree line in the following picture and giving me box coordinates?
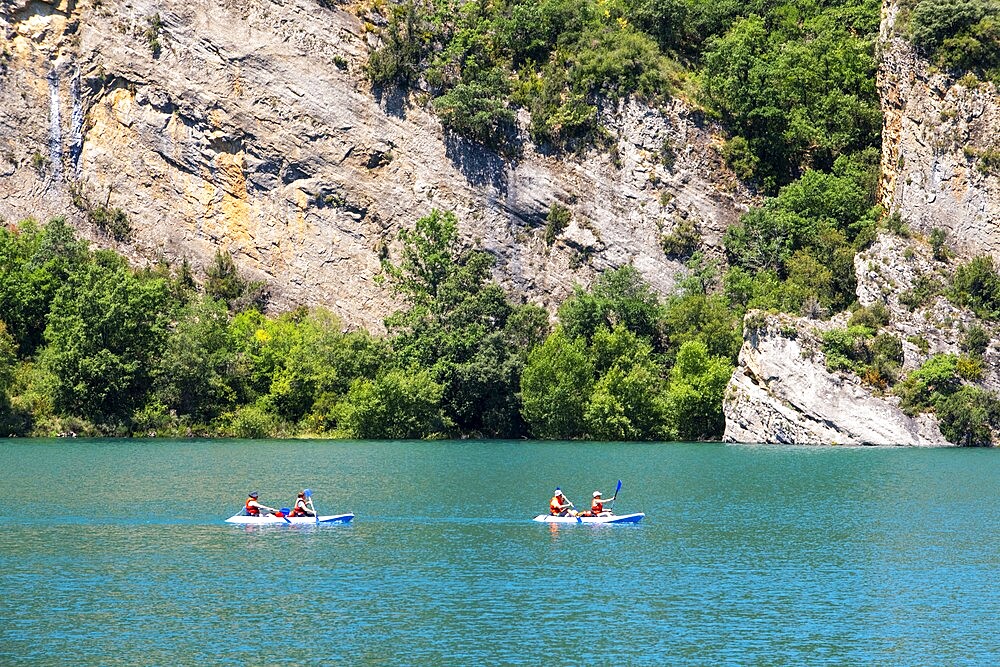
[0,214,738,440]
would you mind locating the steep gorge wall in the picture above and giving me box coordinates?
[878,0,1000,258]
[723,0,1000,446]
[0,0,752,330]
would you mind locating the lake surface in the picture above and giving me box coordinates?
[1,439,998,665]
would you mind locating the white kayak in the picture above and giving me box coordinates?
[225,513,355,525]
[532,512,645,524]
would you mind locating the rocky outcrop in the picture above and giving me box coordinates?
[724,231,1000,445]
[878,0,1000,259]
[722,310,950,446]
[855,233,1000,392]
[0,0,752,330]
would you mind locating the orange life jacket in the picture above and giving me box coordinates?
[290,498,309,516]
[550,496,564,515]
[245,497,260,516]
[591,499,604,514]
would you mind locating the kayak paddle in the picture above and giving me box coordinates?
[609,479,622,512]
[304,488,317,524]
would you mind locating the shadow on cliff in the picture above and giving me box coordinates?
[443,133,509,194]
[371,83,407,120]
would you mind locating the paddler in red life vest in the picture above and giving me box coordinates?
[288,491,315,517]
[245,492,279,517]
[580,490,614,517]
[549,488,577,517]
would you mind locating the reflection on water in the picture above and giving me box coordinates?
[1,439,998,665]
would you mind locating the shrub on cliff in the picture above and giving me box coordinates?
[906,0,1000,81]
[949,255,1000,319]
[936,386,1000,446]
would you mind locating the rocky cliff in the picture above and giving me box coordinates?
[723,0,1000,446]
[0,0,751,331]
[723,232,1000,445]
[722,309,950,446]
[878,0,1000,258]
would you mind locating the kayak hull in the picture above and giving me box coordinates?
[225,513,354,525]
[532,512,645,524]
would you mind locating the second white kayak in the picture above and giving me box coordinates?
[225,513,355,525]
[532,512,645,524]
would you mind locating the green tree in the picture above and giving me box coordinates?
[520,330,594,439]
[43,255,170,427]
[583,326,669,440]
[335,368,447,439]
[558,265,664,344]
[665,340,733,440]
[0,321,16,430]
[896,354,962,414]
[204,250,269,313]
[936,386,1000,446]
[384,210,548,437]
[149,295,236,425]
[950,255,1000,319]
[0,218,90,356]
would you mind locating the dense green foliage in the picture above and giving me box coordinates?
[902,0,1000,83]
[949,255,1000,319]
[365,0,881,187]
[0,216,747,440]
[723,150,881,316]
[4,216,996,445]
[520,265,737,441]
[896,353,1000,446]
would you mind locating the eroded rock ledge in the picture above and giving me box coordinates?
[722,310,949,446]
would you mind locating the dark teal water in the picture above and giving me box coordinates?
[1,440,998,665]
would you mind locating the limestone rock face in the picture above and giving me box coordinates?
[878,0,1000,259]
[0,0,752,330]
[855,234,1000,393]
[722,311,950,446]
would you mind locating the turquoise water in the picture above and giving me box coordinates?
[1,439,998,665]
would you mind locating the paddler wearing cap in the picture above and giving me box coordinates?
[549,488,578,517]
[244,491,279,517]
[579,490,615,517]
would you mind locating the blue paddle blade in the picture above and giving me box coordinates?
[281,507,291,514]
[616,480,622,493]
[303,489,312,498]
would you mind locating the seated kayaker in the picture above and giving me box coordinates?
[579,490,614,517]
[245,491,279,517]
[549,488,577,517]
[288,491,316,517]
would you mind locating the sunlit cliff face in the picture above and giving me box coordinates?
[0,0,751,330]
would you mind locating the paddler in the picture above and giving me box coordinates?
[245,491,279,517]
[288,490,316,517]
[549,488,577,517]
[580,490,614,517]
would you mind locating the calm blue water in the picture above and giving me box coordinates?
[1,439,998,665]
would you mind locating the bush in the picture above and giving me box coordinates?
[930,227,950,260]
[544,203,572,245]
[899,274,943,310]
[950,255,1000,318]
[230,403,280,439]
[896,354,962,414]
[88,205,132,242]
[661,217,701,258]
[849,302,891,329]
[961,324,990,356]
[335,369,447,439]
[936,386,1000,446]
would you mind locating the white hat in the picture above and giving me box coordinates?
[593,491,602,497]
[554,488,564,496]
